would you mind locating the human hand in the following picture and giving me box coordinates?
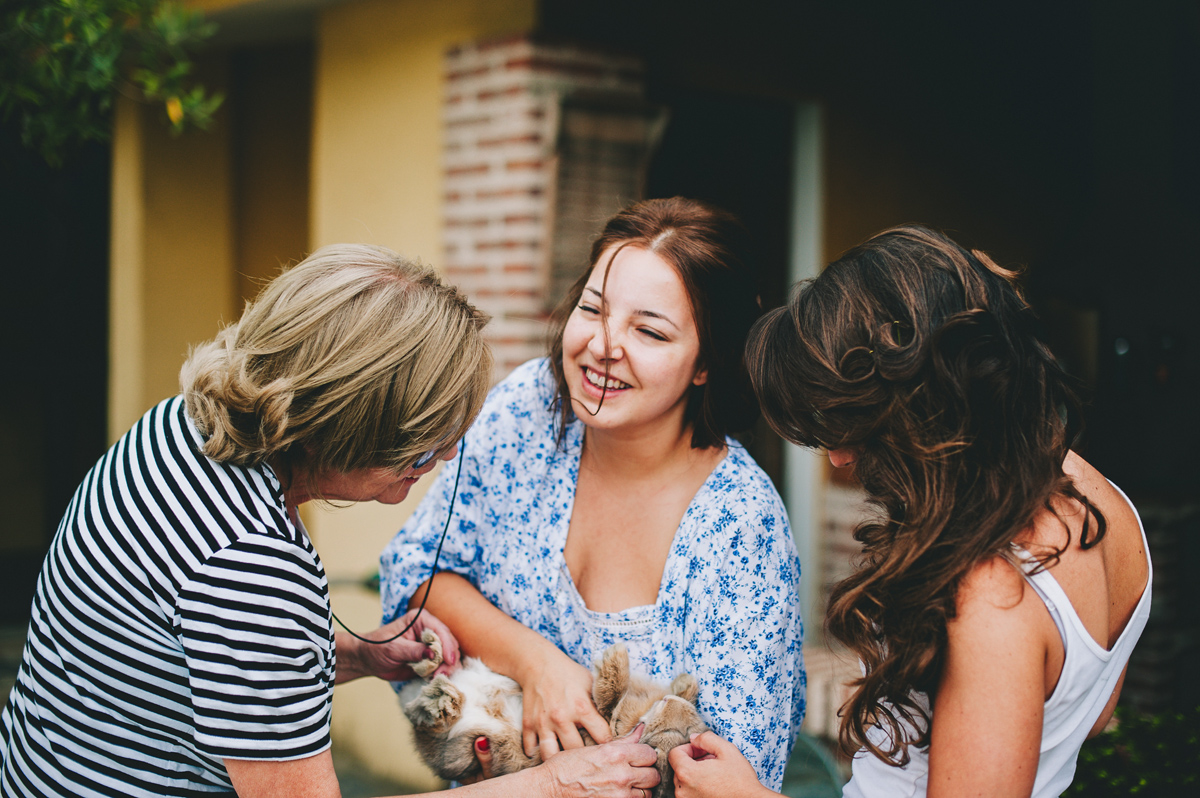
[536,724,659,798]
[459,737,496,784]
[668,731,773,798]
[343,609,460,683]
[518,648,612,758]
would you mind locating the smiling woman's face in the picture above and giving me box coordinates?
[561,245,707,436]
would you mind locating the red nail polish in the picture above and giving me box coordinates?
[476,737,489,752]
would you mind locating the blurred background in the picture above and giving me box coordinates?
[2,0,1197,794]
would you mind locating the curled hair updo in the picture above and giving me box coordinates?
[548,197,764,449]
[746,225,1102,764]
[181,244,492,483]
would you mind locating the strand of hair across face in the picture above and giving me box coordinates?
[330,439,465,645]
[577,246,623,418]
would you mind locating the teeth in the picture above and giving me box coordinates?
[585,368,630,390]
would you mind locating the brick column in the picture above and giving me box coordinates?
[442,35,653,381]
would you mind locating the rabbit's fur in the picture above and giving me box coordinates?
[400,631,707,797]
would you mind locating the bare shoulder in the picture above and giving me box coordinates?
[956,555,1029,616]
[1060,451,1138,535]
[944,554,1060,708]
[947,555,1057,664]
[1055,451,1146,583]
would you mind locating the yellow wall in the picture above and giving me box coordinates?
[109,95,148,443]
[311,0,536,255]
[108,42,313,441]
[108,63,238,442]
[305,0,536,787]
[111,0,536,787]
[232,44,315,302]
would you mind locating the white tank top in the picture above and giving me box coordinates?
[842,482,1153,798]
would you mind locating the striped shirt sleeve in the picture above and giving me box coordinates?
[177,535,335,760]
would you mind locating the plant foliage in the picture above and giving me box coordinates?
[0,0,222,166]
[1069,706,1200,796]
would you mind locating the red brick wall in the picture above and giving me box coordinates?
[442,35,646,381]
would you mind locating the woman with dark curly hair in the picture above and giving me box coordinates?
[669,226,1151,798]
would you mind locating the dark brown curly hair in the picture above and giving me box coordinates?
[746,225,1104,765]
[548,197,763,449]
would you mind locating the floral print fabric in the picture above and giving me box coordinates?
[380,359,805,788]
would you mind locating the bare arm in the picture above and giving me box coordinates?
[225,734,659,798]
[411,572,612,756]
[927,560,1050,798]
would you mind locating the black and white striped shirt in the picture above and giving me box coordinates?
[1,397,335,797]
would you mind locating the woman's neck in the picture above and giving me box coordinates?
[268,454,310,509]
[581,418,720,482]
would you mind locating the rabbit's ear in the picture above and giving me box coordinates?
[592,644,630,719]
[670,673,700,704]
[404,675,464,729]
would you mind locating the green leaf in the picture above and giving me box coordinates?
[0,0,222,166]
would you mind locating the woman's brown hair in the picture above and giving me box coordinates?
[746,225,1103,764]
[547,197,763,449]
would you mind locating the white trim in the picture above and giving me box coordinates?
[784,102,827,643]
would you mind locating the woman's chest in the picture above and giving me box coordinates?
[563,471,699,612]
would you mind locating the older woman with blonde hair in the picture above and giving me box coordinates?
[0,244,660,798]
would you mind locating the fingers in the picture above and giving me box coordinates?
[615,722,645,744]
[542,743,660,798]
[540,709,600,755]
[578,705,613,745]
[667,733,761,798]
[635,753,663,789]
[417,612,460,667]
[388,608,421,634]
[518,659,602,758]
[685,731,732,758]
[558,725,588,752]
[429,659,456,679]
[380,638,432,675]
[523,727,539,760]
[624,742,659,769]
[667,743,704,770]
[475,737,494,780]
[440,635,460,669]
[538,727,562,759]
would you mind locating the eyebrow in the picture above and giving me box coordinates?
[583,287,680,330]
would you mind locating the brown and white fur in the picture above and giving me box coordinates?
[400,631,707,797]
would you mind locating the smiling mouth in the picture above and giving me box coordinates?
[583,367,631,391]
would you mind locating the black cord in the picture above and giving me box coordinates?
[331,439,465,645]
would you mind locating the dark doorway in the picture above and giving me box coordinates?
[0,127,110,626]
[644,88,795,484]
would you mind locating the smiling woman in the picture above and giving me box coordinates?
[561,245,709,436]
[381,197,807,792]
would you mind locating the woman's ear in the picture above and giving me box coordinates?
[692,363,708,387]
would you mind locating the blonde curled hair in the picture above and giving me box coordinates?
[181,244,491,480]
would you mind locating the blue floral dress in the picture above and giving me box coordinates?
[380,358,805,789]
